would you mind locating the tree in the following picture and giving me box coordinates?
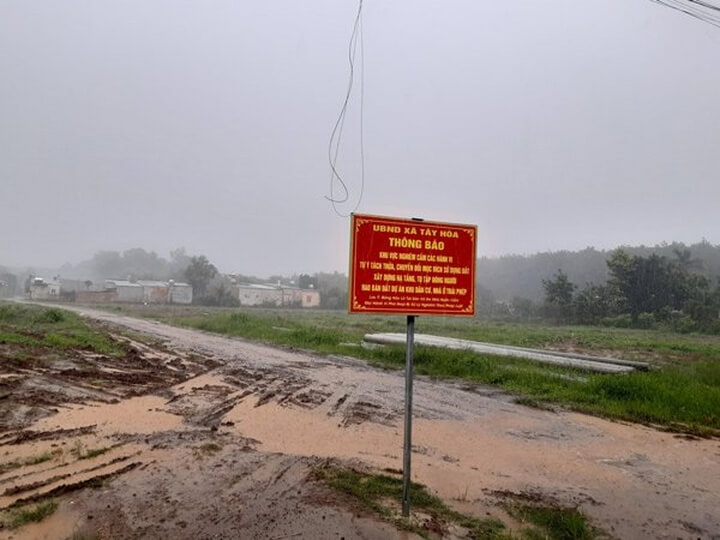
[607,250,688,323]
[198,283,240,307]
[573,283,616,325]
[93,251,123,279]
[184,256,218,299]
[672,247,704,274]
[169,248,192,279]
[316,271,349,310]
[542,269,576,323]
[298,274,318,290]
[511,296,536,322]
[682,275,718,328]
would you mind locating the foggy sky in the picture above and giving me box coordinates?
[2,0,719,277]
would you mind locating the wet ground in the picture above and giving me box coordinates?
[1,305,719,539]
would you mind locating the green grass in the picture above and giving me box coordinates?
[507,504,593,540]
[2,500,58,529]
[54,304,720,435]
[368,346,720,436]
[0,303,125,356]
[313,465,508,538]
[0,450,61,474]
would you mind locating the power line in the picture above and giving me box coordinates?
[649,0,720,28]
[327,0,365,218]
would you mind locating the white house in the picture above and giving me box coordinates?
[234,283,283,306]
[234,283,320,308]
[29,277,61,300]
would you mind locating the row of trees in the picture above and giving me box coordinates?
[541,249,720,332]
[477,240,720,302]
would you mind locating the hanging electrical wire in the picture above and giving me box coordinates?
[326,0,365,218]
[649,0,720,28]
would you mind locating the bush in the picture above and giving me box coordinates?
[672,315,697,334]
[35,308,65,324]
[636,312,655,329]
[600,314,632,328]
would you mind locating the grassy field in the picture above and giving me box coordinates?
[12,302,720,436]
[0,303,126,358]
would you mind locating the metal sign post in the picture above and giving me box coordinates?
[402,314,415,517]
[347,213,477,520]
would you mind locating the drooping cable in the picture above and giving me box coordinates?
[327,0,365,217]
[649,0,720,28]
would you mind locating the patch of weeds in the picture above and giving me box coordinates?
[0,450,61,474]
[2,499,58,529]
[24,450,57,466]
[70,440,110,460]
[70,439,85,459]
[505,502,597,540]
[313,465,507,539]
[35,308,66,324]
[79,447,111,460]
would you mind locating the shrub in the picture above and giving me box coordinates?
[636,312,655,329]
[600,314,632,328]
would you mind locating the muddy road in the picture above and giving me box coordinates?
[3,304,720,539]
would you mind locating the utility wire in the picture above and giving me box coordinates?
[650,0,720,27]
[327,0,365,217]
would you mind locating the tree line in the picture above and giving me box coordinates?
[540,248,720,333]
[476,240,720,302]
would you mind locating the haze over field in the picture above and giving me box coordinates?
[1,1,719,276]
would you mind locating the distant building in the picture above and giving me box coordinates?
[59,278,100,293]
[282,287,321,308]
[102,279,193,304]
[137,280,169,303]
[104,280,144,303]
[29,277,61,301]
[168,282,193,304]
[233,283,320,308]
[234,283,283,306]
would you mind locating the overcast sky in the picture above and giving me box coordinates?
[1,0,718,277]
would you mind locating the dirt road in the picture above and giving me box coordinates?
[3,305,720,539]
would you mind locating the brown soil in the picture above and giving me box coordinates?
[1,305,719,539]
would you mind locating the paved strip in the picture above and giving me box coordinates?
[363,333,636,373]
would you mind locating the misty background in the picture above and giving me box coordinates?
[2,0,719,279]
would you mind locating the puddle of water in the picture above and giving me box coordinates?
[172,372,229,391]
[31,395,182,436]
[223,396,720,540]
[224,398,403,465]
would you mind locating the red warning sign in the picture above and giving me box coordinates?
[349,214,477,316]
